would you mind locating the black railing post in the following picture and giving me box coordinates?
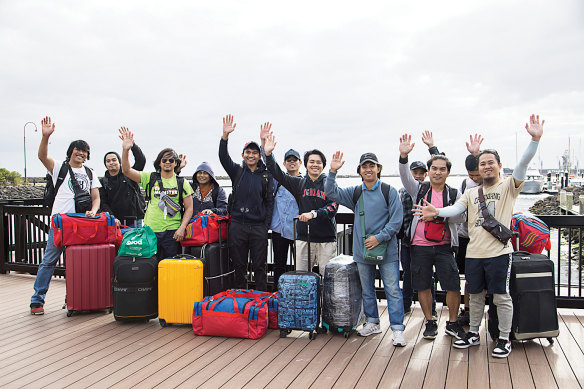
[0,203,7,274]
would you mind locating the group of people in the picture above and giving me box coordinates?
[29,113,545,359]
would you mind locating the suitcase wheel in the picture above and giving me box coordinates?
[66,311,73,317]
[108,308,113,314]
[280,330,288,338]
[344,332,351,339]
[547,337,554,345]
[159,319,167,327]
[308,331,316,340]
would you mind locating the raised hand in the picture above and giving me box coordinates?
[222,114,236,139]
[178,153,187,170]
[259,122,272,146]
[525,114,544,141]
[41,116,55,137]
[120,128,135,151]
[421,130,434,148]
[466,133,484,156]
[412,199,439,221]
[399,133,415,157]
[264,133,277,155]
[330,151,345,173]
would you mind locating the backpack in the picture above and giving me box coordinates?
[415,181,458,208]
[227,167,270,213]
[144,172,187,211]
[511,212,552,254]
[352,182,391,206]
[101,174,147,212]
[43,161,93,208]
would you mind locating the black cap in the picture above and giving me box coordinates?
[284,149,301,161]
[359,152,380,166]
[410,161,427,171]
[242,141,260,152]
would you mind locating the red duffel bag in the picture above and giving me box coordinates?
[52,212,117,248]
[216,289,279,329]
[192,294,268,339]
[181,213,229,247]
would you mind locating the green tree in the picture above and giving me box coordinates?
[0,168,22,185]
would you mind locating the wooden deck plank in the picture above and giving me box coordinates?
[488,362,512,389]
[445,359,468,389]
[523,341,558,389]
[539,336,581,389]
[467,314,490,389]
[552,312,584,387]
[422,344,451,388]
[507,342,536,389]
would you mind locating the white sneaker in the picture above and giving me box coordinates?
[358,322,382,337]
[393,330,406,347]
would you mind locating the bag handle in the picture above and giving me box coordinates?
[65,212,101,219]
[72,223,99,240]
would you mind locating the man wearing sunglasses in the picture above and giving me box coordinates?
[121,129,194,260]
[414,115,544,358]
[219,115,275,292]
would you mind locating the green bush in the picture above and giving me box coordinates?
[0,168,22,185]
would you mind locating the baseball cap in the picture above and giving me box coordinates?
[284,149,300,161]
[410,161,427,171]
[242,141,260,152]
[359,152,380,166]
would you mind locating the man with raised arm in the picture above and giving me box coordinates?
[324,150,405,345]
[399,133,466,341]
[414,115,544,358]
[219,115,274,292]
[120,129,193,260]
[30,116,101,315]
[263,131,338,276]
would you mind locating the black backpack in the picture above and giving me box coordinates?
[352,182,391,206]
[145,172,187,211]
[227,168,270,213]
[101,174,147,213]
[43,161,92,208]
[415,181,458,208]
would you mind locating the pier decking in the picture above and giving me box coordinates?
[2,273,584,388]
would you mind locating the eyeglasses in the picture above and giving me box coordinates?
[285,157,299,163]
[161,158,176,164]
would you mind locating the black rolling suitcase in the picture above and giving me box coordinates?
[183,226,234,296]
[112,255,158,321]
[488,250,559,343]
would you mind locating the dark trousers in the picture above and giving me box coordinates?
[229,221,268,292]
[401,243,436,310]
[272,232,294,290]
[155,230,180,261]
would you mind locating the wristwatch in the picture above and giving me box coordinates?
[311,210,317,219]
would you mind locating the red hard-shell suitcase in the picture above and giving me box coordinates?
[65,244,116,316]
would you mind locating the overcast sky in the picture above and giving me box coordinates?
[1,0,583,179]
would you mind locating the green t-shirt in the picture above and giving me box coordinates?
[140,172,194,232]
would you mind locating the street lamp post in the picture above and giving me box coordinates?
[24,122,37,184]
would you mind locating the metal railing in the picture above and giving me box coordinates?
[1,199,583,308]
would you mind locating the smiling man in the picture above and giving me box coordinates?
[399,134,466,342]
[263,132,338,277]
[219,115,275,291]
[30,116,101,315]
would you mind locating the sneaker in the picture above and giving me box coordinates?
[492,338,512,358]
[445,321,466,339]
[457,309,470,327]
[30,303,44,315]
[358,322,382,337]
[423,320,438,340]
[393,330,406,347]
[453,331,480,349]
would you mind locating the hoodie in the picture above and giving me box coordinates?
[191,162,228,215]
[219,138,274,227]
[266,153,338,243]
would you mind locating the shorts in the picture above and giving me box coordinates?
[465,254,512,294]
[410,244,460,292]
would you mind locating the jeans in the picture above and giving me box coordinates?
[400,244,436,311]
[31,226,65,305]
[356,258,405,331]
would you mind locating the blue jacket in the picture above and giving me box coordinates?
[219,138,275,227]
[270,177,299,240]
[324,172,402,264]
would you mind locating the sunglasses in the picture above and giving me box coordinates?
[285,157,299,163]
[161,158,176,164]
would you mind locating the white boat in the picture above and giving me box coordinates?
[521,168,546,194]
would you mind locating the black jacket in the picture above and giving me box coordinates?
[99,144,146,222]
[266,153,338,243]
[219,138,274,228]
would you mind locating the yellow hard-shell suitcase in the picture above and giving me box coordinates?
[158,255,204,326]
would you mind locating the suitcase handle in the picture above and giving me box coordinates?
[72,223,99,241]
[207,295,256,315]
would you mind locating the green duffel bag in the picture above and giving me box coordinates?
[118,225,158,258]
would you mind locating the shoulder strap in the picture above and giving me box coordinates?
[261,171,269,198]
[352,185,363,206]
[54,161,69,195]
[145,172,159,202]
[461,179,467,194]
[84,166,93,182]
[380,182,390,205]
[447,185,458,206]
[177,176,185,205]
[416,182,431,205]
[273,182,282,197]
[211,184,220,206]
[67,164,83,194]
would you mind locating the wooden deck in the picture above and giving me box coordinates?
[2,273,584,389]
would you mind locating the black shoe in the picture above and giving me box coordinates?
[492,338,512,358]
[457,309,470,326]
[423,320,438,340]
[30,303,44,315]
[445,321,465,339]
